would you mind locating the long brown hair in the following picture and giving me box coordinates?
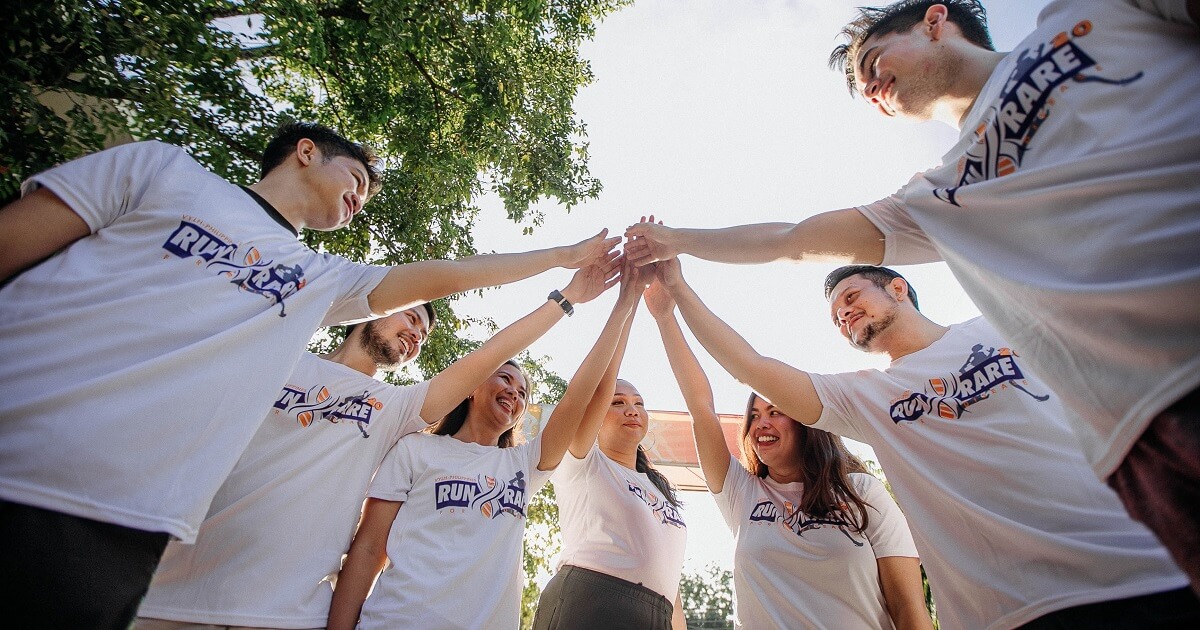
[430,360,526,448]
[740,393,872,532]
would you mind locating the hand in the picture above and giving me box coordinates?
[560,249,622,305]
[616,256,651,306]
[624,215,678,267]
[654,255,685,291]
[561,228,622,269]
[643,274,676,319]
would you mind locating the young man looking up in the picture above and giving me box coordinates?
[0,122,618,627]
[651,259,1198,629]
[625,0,1200,590]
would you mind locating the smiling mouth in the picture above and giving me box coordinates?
[756,435,779,444]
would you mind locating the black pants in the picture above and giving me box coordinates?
[0,500,170,629]
[533,565,674,630]
[1019,587,1200,629]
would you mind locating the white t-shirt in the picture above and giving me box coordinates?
[553,445,688,603]
[358,432,553,630]
[857,0,1200,477]
[138,354,430,628]
[810,317,1187,630]
[715,463,916,630]
[0,141,389,541]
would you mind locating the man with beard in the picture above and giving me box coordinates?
[651,260,1198,629]
[135,254,621,630]
[626,0,1200,596]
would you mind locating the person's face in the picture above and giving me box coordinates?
[747,397,802,471]
[468,364,529,434]
[600,380,649,449]
[303,145,371,231]
[852,19,954,121]
[359,307,430,368]
[828,275,901,352]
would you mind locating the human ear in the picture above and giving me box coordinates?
[295,138,317,166]
[925,4,949,40]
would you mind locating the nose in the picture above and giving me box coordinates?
[862,78,882,102]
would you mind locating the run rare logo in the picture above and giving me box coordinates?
[748,499,862,546]
[627,480,685,528]
[934,20,1143,206]
[434,471,531,519]
[162,219,306,316]
[273,384,383,437]
[889,344,1050,424]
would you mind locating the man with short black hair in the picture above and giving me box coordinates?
[626,0,1200,593]
[652,259,1199,628]
[0,122,618,626]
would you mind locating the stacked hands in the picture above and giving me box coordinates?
[564,214,688,310]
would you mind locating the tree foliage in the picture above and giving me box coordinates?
[680,564,734,629]
[2,0,628,377]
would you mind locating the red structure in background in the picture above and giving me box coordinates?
[526,405,745,492]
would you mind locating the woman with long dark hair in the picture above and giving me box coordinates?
[534,262,687,630]
[645,258,930,630]
[327,255,637,630]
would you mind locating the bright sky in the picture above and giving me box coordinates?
[456,0,1053,574]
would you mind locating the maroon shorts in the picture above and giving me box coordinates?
[1108,386,1200,596]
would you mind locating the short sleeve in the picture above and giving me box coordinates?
[712,456,752,533]
[368,437,419,502]
[319,257,390,327]
[855,474,919,560]
[524,436,554,495]
[856,193,942,266]
[22,141,177,233]
[378,380,432,447]
[550,443,599,487]
[808,372,874,445]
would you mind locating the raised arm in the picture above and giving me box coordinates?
[327,497,403,630]
[623,209,883,267]
[0,188,91,282]
[537,265,639,471]
[658,260,824,426]
[645,262,731,492]
[567,260,646,458]
[367,228,622,315]
[421,251,622,422]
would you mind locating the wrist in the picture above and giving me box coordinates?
[548,289,575,316]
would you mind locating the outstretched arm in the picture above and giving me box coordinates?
[422,251,622,422]
[645,262,731,492]
[537,264,639,471]
[0,188,91,282]
[623,209,883,267]
[659,260,824,426]
[367,229,622,315]
[567,259,647,458]
[327,497,403,630]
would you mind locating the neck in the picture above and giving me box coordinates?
[766,464,802,485]
[453,418,504,447]
[320,341,378,376]
[938,48,1008,127]
[879,313,949,362]
[248,176,304,231]
[600,442,639,470]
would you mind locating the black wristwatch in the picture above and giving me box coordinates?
[547,289,574,317]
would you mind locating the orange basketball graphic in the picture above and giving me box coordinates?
[298,411,313,427]
[244,247,261,265]
[937,401,958,419]
[480,502,493,518]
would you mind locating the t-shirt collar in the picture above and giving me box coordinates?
[240,185,299,237]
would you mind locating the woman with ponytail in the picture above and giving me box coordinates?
[533,261,687,630]
[645,258,929,630]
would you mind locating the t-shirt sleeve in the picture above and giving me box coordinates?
[368,437,419,502]
[855,474,919,560]
[1127,0,1197,25]
[712,456,750,534]
[378,380,432,447]
[808,372,875,445]
[319,257,390,327]
[856,191,942,266]
[524,436,554,496]
[549,443,597,486]
[22,141,177,233]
